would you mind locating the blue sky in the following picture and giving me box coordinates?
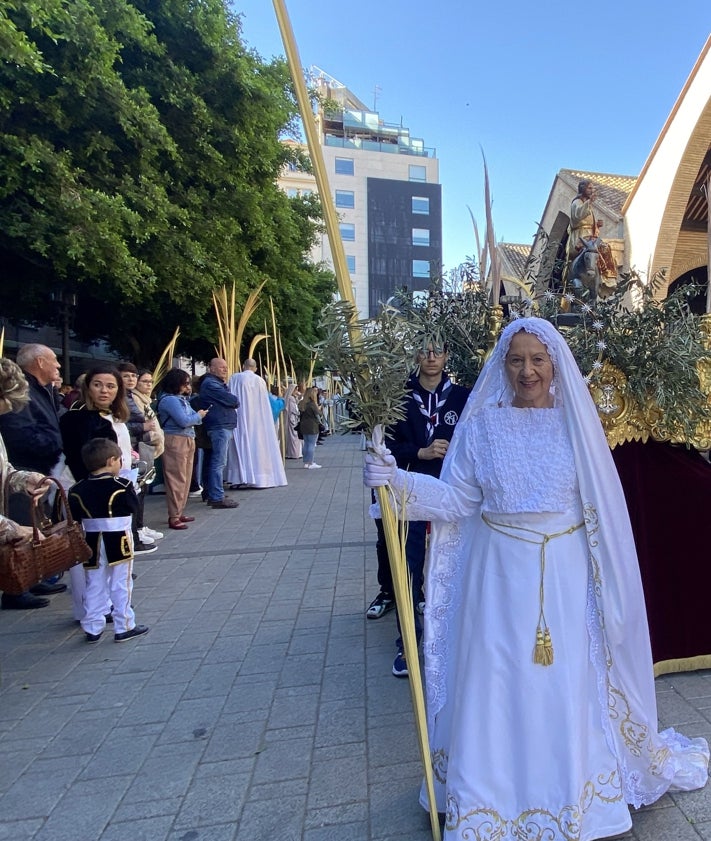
[232,2,710,271]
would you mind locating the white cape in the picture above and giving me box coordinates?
[225,371,287,488]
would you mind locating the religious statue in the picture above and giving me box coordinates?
[565,180,618,298]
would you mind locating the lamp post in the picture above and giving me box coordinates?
[51,289,77,383]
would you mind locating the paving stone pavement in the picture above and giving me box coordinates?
[1,432,711,840]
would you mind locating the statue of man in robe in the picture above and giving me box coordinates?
[565,180,617,288]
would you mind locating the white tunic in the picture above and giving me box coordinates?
[225,371,287,489]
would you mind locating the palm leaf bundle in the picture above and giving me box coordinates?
[213,280,266,374]
[315,298,442,839]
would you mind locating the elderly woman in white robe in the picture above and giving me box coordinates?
[365,317,708,841]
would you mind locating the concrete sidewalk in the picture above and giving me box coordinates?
[0,432,710,840]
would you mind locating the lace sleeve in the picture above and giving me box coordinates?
[389,427,482,522]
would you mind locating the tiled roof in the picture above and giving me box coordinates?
[499,242,531,280]
[559,169,637,216]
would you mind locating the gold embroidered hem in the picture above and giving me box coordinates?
[446,771,626,841]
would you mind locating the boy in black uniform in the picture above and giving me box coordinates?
[367,342,470,677]
[68,438,150,644]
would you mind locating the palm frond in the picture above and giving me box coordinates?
[248,333,270,361]
[152,326,180,390]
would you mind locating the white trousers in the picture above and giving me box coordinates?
[81,546,135,635]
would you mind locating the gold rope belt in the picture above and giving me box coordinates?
[481,513,584,667]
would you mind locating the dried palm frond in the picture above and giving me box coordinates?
[212,285,234,369]
[235,282,266,366]
[248,333,269,361]
[152,327,180,391]
[482,153,501,306]
[264,319,272,381]
[269,299,282,395]
[306,351,317,387]
[372,427,437,838]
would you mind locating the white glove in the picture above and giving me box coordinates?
[364,451,397,487]
[363,424,398,488]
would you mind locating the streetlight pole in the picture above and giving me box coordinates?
[52,289,76,383]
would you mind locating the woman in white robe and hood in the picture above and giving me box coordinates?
[365,317,708,841]
[284,383,302,460]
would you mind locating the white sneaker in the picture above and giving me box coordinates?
[137,528,156,544]
[188,487,203,498]
[142,526,164,541]
[308,463,322,469]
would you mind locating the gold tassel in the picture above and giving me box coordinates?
[533,627,554,666]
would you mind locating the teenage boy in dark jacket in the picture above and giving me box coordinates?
[367,342,470,677]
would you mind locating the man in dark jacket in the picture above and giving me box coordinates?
[0,343,66,608]
[198,358,239,509]
[367,342,470,677]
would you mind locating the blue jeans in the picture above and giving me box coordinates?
[302,433,318,465]
[206,427,231,501]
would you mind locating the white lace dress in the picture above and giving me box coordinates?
[402,406,633,840]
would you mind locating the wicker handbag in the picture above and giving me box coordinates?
[0,477,92,594]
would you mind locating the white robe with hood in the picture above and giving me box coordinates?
[225,371,287,489]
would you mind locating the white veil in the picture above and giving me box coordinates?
[426,317,708,805]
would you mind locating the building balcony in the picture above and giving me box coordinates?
[324,134,435,158]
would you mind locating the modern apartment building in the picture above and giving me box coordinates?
[279,68,441,318]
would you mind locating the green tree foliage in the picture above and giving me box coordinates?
[0,0,334,364]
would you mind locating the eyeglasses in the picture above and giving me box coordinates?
[418,348,445,359]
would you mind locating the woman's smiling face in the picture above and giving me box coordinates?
[505,331,554,408]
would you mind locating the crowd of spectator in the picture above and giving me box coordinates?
[0,346,331,627]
